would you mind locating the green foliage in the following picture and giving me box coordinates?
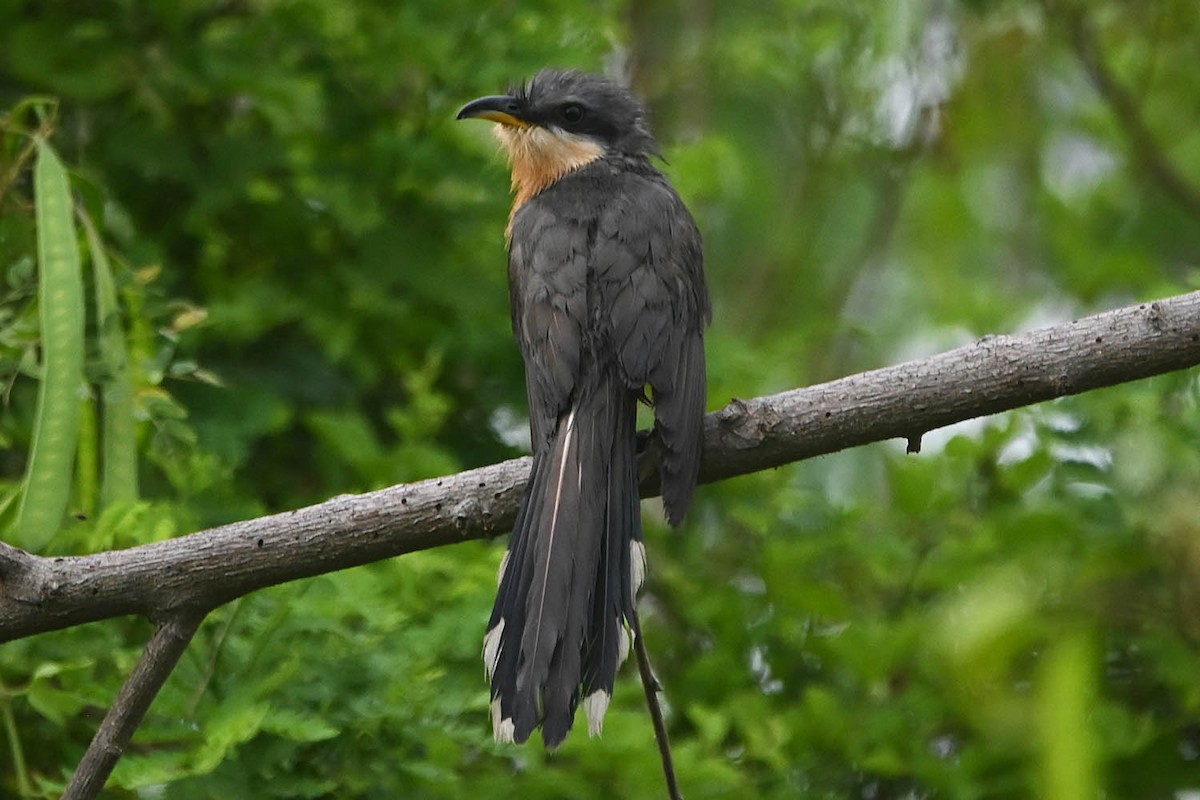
[2,0,1200,797]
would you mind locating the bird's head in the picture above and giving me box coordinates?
[457,69,658,213]
[457,68,656,156]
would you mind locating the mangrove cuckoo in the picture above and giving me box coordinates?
[458,68,710,748]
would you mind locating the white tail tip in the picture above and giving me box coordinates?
[491,697,516,744]
[482,618,505,681]
[583,690,611,737]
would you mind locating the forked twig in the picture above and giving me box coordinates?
[63,611,206,800]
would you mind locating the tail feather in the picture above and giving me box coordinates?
[539,403,610,745]
[485,449,547,741]
[515,406,583,733]
[580,391,640,737]
[486,376,639,746]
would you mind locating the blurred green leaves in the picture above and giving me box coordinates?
[2,0,1200,797]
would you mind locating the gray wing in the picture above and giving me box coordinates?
[592,172,710,523]
[508,203,589,450]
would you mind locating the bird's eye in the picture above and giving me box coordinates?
[560,103,585,123]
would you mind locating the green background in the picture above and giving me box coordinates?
[2,0,1200,797]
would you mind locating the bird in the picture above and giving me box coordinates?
[457,68,710,748]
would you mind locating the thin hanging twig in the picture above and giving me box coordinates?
[630,610,683,800]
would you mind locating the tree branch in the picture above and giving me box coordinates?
[2,292,1200,645]
[695,294,1200,483]
[62,612,205,799]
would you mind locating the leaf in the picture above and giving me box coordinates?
[111,748,190,790]
[260,708,339,743]
[26,673,88,727]
[686,702,730,747]
[191,702,270,775]
[19,659,95,726]
[15,140,85,551]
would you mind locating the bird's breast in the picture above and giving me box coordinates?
[494,125,605,238]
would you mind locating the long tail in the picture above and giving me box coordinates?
[484,376,641,747]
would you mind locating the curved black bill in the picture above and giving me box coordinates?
[456,95,529,127]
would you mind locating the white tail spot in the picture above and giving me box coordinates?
[583,690,611,737]
[630,539,647,602]
[483,618,505,681]
[491,697,516,744]
[617,623,630,668]
[496,549,510,587]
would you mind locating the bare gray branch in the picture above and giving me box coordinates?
[2,292,1199,644]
